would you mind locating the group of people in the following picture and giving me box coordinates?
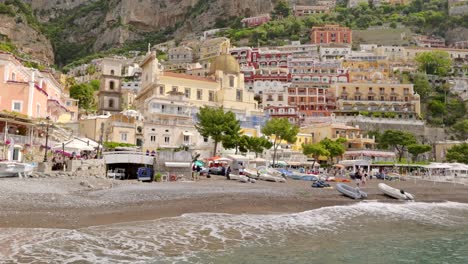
[354,170,368,187]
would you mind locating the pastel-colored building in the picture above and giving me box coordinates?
[342,59,391,83]
[168,46,193,64]
[265,105,301,125]
[414,35,446,48]
[0,53,76,122]
[291,122,375,151]
[319,44,352,60]
[136,52,265,156]
[241,14,271,27]
[332,82,421,119]
[310,24,352,45]
[293,5,330,16]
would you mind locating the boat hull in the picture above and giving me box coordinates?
[378,183,414,200]
[336,183,367,199]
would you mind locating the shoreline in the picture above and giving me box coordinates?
[1,176,468,229]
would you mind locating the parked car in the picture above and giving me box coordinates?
[209,167,225,175]
[107,168,125,180]
[137,167,153,182]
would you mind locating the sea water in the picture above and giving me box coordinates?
[1,202,468,263]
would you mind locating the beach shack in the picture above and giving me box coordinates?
[227,154,250,175]
[339,159,371,174]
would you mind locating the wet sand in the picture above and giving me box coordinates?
[1,175,467,229]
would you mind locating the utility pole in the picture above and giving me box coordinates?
[97,122,104,159]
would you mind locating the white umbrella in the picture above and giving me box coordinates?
[52,139,95,152]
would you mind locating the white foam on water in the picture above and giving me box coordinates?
[1,202,468,263]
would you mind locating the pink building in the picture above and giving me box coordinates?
[0,53,77,122]
[241,14,271,27]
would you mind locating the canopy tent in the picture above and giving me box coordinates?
[207,156,222,161]
[52,138,97,152]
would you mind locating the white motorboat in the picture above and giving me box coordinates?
[0,162,34,177]
[378,183,414,200]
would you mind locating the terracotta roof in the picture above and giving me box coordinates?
[163,72,216,83]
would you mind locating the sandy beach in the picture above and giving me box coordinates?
[1,175,468,229]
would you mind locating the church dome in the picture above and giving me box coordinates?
[209,54,240,75]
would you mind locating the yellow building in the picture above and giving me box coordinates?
[79,113,139,145]
[434,140,468,162]
[332,82,421,118]
[136,51,264,156]
[292,122,375,151]
[342,60,391,83]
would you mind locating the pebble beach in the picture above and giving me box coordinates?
[1,175,468,229]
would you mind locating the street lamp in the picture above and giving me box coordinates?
[43,116,50,162]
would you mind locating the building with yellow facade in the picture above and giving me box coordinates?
[291,122,375,151]
[332,82,421,119]
[135,51,265,156]
[342,59,391,83]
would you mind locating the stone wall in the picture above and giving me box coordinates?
[35,159,106,178]
[155,151,192,181]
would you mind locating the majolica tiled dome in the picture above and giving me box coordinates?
[209,54,240,75]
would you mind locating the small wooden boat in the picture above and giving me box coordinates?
[378,183,414,200]
[336,183,367,199]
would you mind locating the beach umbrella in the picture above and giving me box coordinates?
[194,160,205,167]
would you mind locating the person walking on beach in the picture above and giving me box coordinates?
[355,171,362,187]
[362,173,368,186]
[225,165,231,180]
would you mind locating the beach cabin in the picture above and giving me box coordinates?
[227,155,250,175]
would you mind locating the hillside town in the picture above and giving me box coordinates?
[0,0,466,179]
[1,1,468,262]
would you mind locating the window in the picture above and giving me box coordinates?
[203,137,208,142]
[368,96,374,101]
[379,87,385,93]
[109,81,115,90]
[150,135,156,142]
[183,135,190,143]
[278,95,284,101]
[236,89,242,101]
[12,101,22,112]
[197,89,203,100]
[172,86,178,92]
[66,101,72,106]
[209,91,214,101]
[164,136,170,143]
[121,133,128,142]
[110,70,115,75]
[159,86,165,95]
[184,88,191,98]
[354,96,361,100]
[11,72,16,81]
[229,76,235,87]
[109,99,114,108]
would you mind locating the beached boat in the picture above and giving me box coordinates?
[257,167,286,183]
[243,169,259,179]
[336,183,367,199]
[0,162,34,178]
[378,183,414,200]
[229,174,249,183]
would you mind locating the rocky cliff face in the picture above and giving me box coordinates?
[5,0,316,66]
[0,15,54,64]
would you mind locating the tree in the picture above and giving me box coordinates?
[195,106,237,156]
[415,51,452,76]
[451,119,468,140]
[445,143,468,164]
[221,112,243,154]
[89,79,100,91]
[320,137,347,164]
[412,73,432,100]
[261,118,299,166]
[243,136,273,157]
[271,0,291,20]
[379,130,417,162]
[70,83,94,110]
[407,144,432,162]
[302,143,330,168]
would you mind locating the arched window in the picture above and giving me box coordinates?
[109,99,114,108]
[109,81,115,90]
[11,72,16,81]
[110,70,115,75]
[229,76,235,87]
